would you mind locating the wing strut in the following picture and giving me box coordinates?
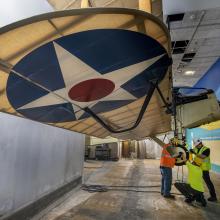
[83,81,157,133]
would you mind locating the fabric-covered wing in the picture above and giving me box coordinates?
[0,8,172,140]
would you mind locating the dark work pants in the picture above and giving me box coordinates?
[174,182,205,203]
[160,166,172,196]
[203,171,217,198]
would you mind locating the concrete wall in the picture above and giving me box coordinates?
[138,141,147,159]
[138,133,173,159]
[88,136,119,145]
[0,113,85,216]
[138,139,162,159]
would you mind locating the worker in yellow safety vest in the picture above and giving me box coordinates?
[174,151,206,206]
[184,160,207,206]
[190,138,217,202]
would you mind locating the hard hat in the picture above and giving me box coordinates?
[170,137,179,145]
[193,138,202,147]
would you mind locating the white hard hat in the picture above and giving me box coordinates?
[193,138,202,146]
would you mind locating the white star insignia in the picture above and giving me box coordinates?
[18,42,164,119]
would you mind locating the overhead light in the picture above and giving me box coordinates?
[184,70,195,75]
[190,14,196,20]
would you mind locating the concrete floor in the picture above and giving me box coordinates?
[37,159,220,220]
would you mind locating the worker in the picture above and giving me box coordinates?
[182,136,188,148]
[185,160,207,206]
[175,153,207,207]
[160,137,179,199]
[190,138,217,202]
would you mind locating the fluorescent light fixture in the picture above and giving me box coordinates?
[184,70,195,75]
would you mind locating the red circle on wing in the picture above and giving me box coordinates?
[68,78,115,102]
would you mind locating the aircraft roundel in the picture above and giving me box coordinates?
[6,29,171,123]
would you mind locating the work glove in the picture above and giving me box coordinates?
[189,149,195,154]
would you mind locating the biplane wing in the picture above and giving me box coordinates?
[0,8,172,140]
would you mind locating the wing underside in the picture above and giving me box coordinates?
[0,8,172,140]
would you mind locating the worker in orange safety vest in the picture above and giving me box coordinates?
[160,137,179,199]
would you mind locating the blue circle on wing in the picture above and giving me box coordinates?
[6,29,171,123]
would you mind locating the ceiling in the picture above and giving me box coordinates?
[48,0,139,10]
[48,0,162,18]
[48,0,220,88]
[168,7,220,87]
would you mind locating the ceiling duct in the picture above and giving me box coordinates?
[167,13,184,22]
[172,40,189,54]
[181,52,196,62]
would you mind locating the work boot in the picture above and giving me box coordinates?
[195,194,206,206]
[208,197,217,202]
[163,194,175,199]
[201,198,207,207]
[184,198,193,204]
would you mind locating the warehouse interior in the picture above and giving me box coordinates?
[0,0,220,219]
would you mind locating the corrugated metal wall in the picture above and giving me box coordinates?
[0,113,85,215]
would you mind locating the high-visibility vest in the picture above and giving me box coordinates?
[160,144,176,168]
[194,146,211,171]
[186,161,204,192]
[189,152,193,162]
